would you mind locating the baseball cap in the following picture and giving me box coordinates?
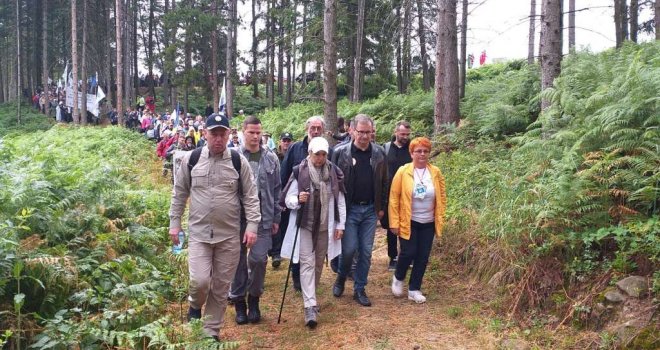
[308,137,329,154]
[280,132,293,140]
[205,113,230,130]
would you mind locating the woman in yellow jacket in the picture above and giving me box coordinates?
[388,137,446,303]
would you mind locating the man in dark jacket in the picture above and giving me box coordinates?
[330,114,387,307]
[381,121,412,270]
[279,116,333,290]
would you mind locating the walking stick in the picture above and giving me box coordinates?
[277,197,306,324]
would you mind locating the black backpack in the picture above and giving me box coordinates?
[187,147,243,196]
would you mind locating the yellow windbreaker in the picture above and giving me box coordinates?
[388,163,447,240]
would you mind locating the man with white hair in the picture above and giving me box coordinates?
[280,116,333,291]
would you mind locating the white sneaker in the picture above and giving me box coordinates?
[391,276,404,297]
[408,290,426,303]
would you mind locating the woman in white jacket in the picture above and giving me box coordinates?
[280,137,346,329]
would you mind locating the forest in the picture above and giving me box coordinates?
[0,0,659,349]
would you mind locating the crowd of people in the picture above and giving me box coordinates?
[164,110,447,342]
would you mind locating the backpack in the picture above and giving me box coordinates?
[188,147,242,196]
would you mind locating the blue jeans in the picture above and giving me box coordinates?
[338,203,377,292]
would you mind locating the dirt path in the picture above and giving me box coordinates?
[220,228,498,349]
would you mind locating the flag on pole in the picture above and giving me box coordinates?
[96,86,106,103]
[62,63,69,87]
[218,78,226,116]
[173,102,180,130]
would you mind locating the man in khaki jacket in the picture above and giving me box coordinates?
[169,113,261,341]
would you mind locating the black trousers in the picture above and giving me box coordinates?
[394,221,435,291]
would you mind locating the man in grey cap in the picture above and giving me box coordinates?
[169,113,261,341]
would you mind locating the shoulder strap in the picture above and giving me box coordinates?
[188,147,203,173]
[230,149,243,196]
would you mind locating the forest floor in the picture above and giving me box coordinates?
[208,229,499,350]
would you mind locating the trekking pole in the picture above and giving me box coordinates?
[277,193,307,324]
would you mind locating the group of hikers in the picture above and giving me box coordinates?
[163,111,446,342]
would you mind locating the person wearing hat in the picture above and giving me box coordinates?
[280,137,346,328]
[280,116,333,291]
[169,113,261,341]
[269,131,294,267]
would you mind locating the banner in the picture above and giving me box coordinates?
[65,86,100,116]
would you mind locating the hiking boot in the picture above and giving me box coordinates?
[332,275,346,297]
[304,307,318,329]
[388,258,397,271]
[234,298,248,325]
[353,290,372,307]
[391,275,404,297]
[247,294,261,324]
[272,255,282,269]
[408,290,427,304]
[187,306,202,321]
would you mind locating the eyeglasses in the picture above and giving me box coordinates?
[355,130,372,136]
[413,149,430,154]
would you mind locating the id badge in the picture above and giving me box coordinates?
[414,182,427,199]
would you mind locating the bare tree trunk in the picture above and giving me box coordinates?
[251,0,259,97]
[278,10,284,97]
[72,0,79,124]
[104,1,113,109]
[629,0,638,42]
[459,0,467,98]
[226,0,237,117]
[656,0,660,40]
[323,0,338,135]
[418,0,430,91]
[268,0,275,108]
[42,0,48,97]
[395,5,403,93]
[568,0,575,51]
[162,0,171,108]
[402,0,411,92]
[528,0,536,64]
[81,0,88,125]
[301,1,308,88]
[614,0,625,47]
[148,0,156,98]
[116,0,124,125]
[133,0,139,104]
[434,0,459,133]
[212,0,219,112]
[352,0,365,102]
[540,0,562,110]
[123,0,131,112]
[16,0,21,124]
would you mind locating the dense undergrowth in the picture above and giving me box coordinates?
[0,127,235,348]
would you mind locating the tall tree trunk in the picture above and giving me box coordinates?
[629,0,638,42]
[133,0,139,104]
[402,0,411,92]
[162,0,171,108]
[72,0,79,124]
[434,0,459,133]
[251,0,259,98]
[353,0,366,102]
[540,0,562,110]
[323,0,338,138]
[291,2,296,98]
[568,0,575,51]
[459,0,467,98]
[395,5,403,93]
[528,0,536,64]
[116,0,124,125]
[105,1,113,109]
[212,0,219,112]
[16,0,22,124]
[614,0,625,47]
[656,0,660,40]
[277,7,284,97]
[226,0,237,117]
[301,1,308,87]
[81,0,88,125]
[42,0,48,97]
[149,0,156,98]
[268,0,275,108]
[418,0,430,91]
[123,0,131,111]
